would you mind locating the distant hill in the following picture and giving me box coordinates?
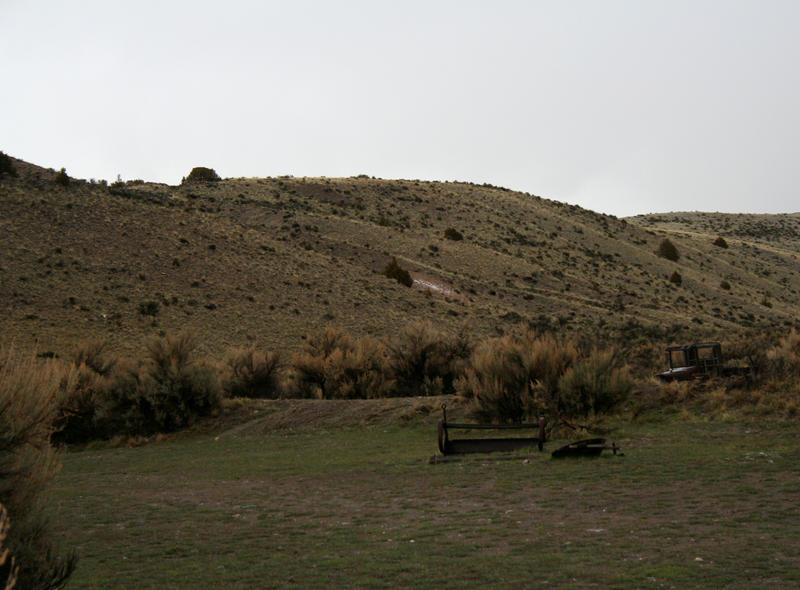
[1,152,798,358]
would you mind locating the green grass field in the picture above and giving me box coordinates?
[51,403,800,589]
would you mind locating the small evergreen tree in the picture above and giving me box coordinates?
[658,238,679,261]
[382,257,412,287]
[183,167,220,183]
[0,152,17,179]
[54,168,70,187]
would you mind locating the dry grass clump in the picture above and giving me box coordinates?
[0,349,76,589]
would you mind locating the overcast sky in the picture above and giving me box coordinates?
[2,1,798,217]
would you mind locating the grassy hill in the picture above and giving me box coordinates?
[1,153,798,359]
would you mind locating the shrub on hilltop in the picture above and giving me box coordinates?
[54,167,70,187]
[0,152,18,179]
[182,167,221,183]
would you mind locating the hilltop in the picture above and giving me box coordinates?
[1,153,798,358]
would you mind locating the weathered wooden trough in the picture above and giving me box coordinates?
[437,403,546,455]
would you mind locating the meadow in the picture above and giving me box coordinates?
[51,400,800,589]
[3,154,800,589]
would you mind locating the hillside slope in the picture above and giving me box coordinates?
[1,154,797,357]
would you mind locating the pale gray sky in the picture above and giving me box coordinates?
[2,1,798,217]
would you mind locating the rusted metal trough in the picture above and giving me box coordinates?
[437,403,546,455]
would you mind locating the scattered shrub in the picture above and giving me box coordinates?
[458,329,630,424]
[53,168,70,187]
[291,326,393,399]
[0,153,17,179]
[51,363,108,445]
[72,339,116,376]
[713,236,729,248]
[182,167,220,183]
[0,503,19,589]
[767,329,800,379]
[321,336,393,399]
[657,238,679,261]
[720,280,731,291]
[138,300,160,316]
[58,333,223,439]
[0,350,77,589]
[225,348,283,399]
[388,321,472,397]
[552,349,632,418]
[382,257,413,287]
[669,271,682,285]
[444,227,463,241]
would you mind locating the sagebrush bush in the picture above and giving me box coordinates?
[291,325,355,398]
[444,227,463,241]
[135,333,222,432]
[657,238,679,261]
[52,340,118,444]
[51,363,108,445]
[58,333,222,439]
[291,326,393,399]
[458,328,630,424]
[0,503,18,589]
[225,348,283,398]
[767,329,800,379]
[53,168,70,187]
[552,349,632,418]
[713,236,729,248]
[0,350,76,589]
[457,334,530,423]
[388,321,472,397]
[382,257,412,287]
[72,339,116,376]
[669,271,682,285]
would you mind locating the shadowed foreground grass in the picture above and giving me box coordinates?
[52,416,800,589]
